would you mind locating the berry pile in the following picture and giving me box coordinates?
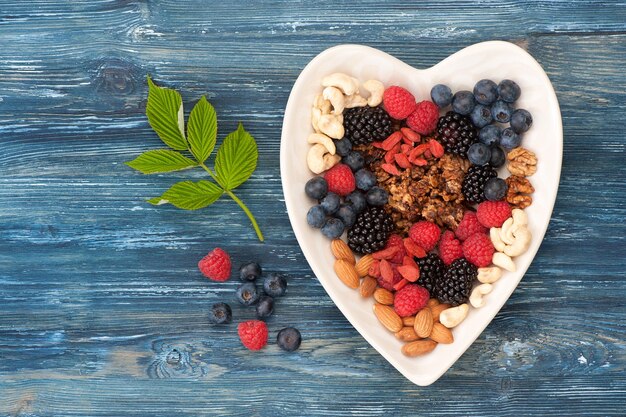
[304,72,538,358]
[199,250,301,352]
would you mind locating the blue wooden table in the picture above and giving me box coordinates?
[1,1,625,415]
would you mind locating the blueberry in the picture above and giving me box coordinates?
[236,282,259,306]
[306,205,326,228]
[497,79,521,103]
[500,128,522,150]
[489,146,506,168]
[467,143,491,165]
[366,186,388,206]
[255,295,274,319]
[470,104,493,128]
[321,217,345,239]
[208,302,232,325]
[263,273,287,297]
[491,100,512,123]
[239,261,262,281]
[354,168,377,191]
[479,125,502,146]
[277,327,302,352]
[430,84,453,108]
[345,191,367,213]
[452,90,476,115]
[483,178,508,201]
[319,192,340,214]
[304,177,328,200]
[335,204,356,228]
[334,138,352,157]
[473,79,498,105]
[343,151,365,172]
[510,109,533,133]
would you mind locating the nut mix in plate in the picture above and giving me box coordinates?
[303,74,537,357]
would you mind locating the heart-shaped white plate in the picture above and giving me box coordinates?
[280,42,562,386]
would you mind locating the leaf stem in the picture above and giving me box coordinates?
[199,163,264,242]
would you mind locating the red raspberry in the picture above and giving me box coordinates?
[393,284,430,317]
[408,221,441,252]
[438,231,463,266]
[377,267,402,291]
[476,201,512,228]
[324,163,355,196]
[455,211,488,241]
[383,86,417,120]
[462,233,494,267]
[198,248,231,281]
[238,320,268,351]
[384,234,406,264]
[406,101,439,135]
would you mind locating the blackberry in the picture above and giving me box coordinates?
[436,111,478,156]
[347,206,394,254]
[343,106,393,146]
[434,258,477,306]
[462,165,497,204]
[416,253,445,296]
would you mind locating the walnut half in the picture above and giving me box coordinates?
[506,175,535,209]
[507,147,537,177]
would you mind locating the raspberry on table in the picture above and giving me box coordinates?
[406,100,439,135]
[393,284,430,317]
[476,201,512,228]
[408,221,441,252]
[438,231,464,266]
[382,86,417,120]
[237,320,268,351]
[455,211,488,241]
[198,248,231,282]
[462,233,494,267]
[324,163,356,196]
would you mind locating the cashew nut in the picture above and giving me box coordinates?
[322,153,341,170]
[313,94,332,114]
[499,218,516,245]
[363,79,384,106]
[344,94,368,108]
[503,226,532,257]
[321,73,359,96]
[307,144,341,174]
[470,283,493,308]
[317,114,344,139]
[490,227,507,252]
[322,86,346,114]
[512,208,528,227]
[311,107,321,132]
[493,252,516,272]
[307,133,336,155]
[440,304,469,329]
[478,266,502,284]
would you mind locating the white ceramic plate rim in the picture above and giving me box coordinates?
[280,42,562,386]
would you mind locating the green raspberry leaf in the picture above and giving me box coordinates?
[146,76,187,151]
[187,96,217,163]
[125,149,197,174]
[159,180,223,210]
[215,123,258,190]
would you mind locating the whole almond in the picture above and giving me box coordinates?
[431,303,451,323]
[373,288,394,305]
[429,322,454,344]
[395,326,419,342]
[402,316,415,327]
[355,254,375,277]
[414,307,434,338]
[359,276,377,298]
[373,303,403,333]
[334,259,359,289]
[331,239,355,264]
[427,298,440,308]
[402,340,438,357]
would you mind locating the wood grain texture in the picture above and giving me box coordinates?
[1,1,625,416]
